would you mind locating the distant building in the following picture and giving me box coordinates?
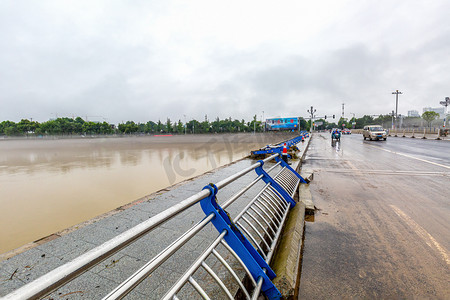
[407,110,420,117]
[423,107,445,119]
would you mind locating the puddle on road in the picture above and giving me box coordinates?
[0,134,291,254]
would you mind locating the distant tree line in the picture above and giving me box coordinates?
[0,115,274,136]
[1,112,442,136]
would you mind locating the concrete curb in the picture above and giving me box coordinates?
[271,134,314,299]
[299,183,315,213]
[271,201,306,299]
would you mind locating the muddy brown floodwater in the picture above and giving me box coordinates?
[0,133,294,254]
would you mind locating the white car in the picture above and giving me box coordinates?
[363,125,387,141]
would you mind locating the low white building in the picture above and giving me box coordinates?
[423,107,446,119]
[407,110,420,117]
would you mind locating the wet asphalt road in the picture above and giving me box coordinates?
[298,133,449,299]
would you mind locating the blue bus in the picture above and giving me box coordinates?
[266,117,299,131]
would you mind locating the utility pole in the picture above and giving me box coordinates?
[392,90,403,128]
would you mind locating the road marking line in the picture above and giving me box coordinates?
[316,168,449,176]
[367,145,450,169]
[390,205,449,266]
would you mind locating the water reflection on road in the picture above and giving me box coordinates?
[0,134,288,254]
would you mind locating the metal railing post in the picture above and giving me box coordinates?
[274,156,307,183]
[255,160,296,208]
[200,184,282,300]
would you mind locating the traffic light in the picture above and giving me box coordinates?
[325,115,327,119]
[333,114,335,119]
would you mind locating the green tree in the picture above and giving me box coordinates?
[100,122,113,134]
[200,120,211,133]
[337,117,348,129]
[186,120,201,133]
[82,121,99,134]
[155,120,164,133]
[175,120,184,134]
[422,111,439,127]
[299,118,308,131]
[17,119,38,135]
[73,117,84,134]
[166,118,173,133]
[2,121,18,135]
[248,115,262,132]
[354,115,374,129]
[40,119,61,135]
[145,121,156,133]
[118,121,139,134]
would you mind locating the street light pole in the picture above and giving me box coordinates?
[391,110,395,130]
[307,106,316,133]
[350,113,356,129]
[392,90,403,128]
[440,97,450,128]
[262,111,265,132]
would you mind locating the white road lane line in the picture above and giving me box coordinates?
[390,205,449,266]
[367,145,450,170]
[315,169,449,176]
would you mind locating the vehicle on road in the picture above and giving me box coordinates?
[363,125,387,140]
[342,128,351,135]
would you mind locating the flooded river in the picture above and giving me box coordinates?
[0,133,292,254]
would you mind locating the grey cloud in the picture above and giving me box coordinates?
[1,1,449,124]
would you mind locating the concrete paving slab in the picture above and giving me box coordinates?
[44,270,119,299]
[67,225,120,246]
[0,272,23,298]
[0,247,62,284]
[36,235,95,262]
[91,254,146,284]
[132,266,185,298]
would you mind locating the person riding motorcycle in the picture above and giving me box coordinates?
[332,129,341,141]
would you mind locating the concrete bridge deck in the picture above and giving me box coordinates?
[0,137,310,299]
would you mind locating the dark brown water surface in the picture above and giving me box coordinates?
[0,133,292,254]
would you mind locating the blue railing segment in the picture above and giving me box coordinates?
[255,160,296,208]
[251,147,282,155]
[274,156,308,184]
[200,184,282,300]
[251,132,309,156]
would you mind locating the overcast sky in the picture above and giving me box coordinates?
[1,0,449,124]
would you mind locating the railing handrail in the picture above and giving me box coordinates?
[3,153,280,300]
